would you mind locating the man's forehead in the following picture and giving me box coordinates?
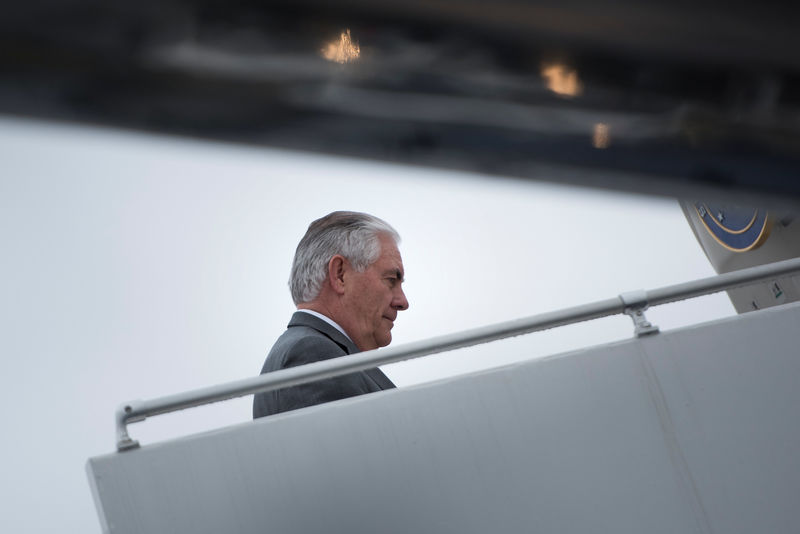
[375,238,404,277]
[378,235,401,257]
[376,254,404,276]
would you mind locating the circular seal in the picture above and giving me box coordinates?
[694,202,771,252]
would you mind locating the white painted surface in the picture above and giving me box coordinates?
[87,302,800,533]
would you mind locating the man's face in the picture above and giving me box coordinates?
[342,234,409,351]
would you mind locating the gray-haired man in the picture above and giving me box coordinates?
[253,211,410,417]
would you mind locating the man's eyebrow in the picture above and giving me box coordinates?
[385,268,404,281]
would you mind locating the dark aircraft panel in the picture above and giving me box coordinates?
[2,1,799,207]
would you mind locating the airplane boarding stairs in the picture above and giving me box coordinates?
[87,265,800,534]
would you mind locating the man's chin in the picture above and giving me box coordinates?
[377,333,392,348]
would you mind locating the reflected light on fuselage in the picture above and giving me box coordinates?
[540,62,583,97]
[322,29,360,63]
[593,123,611,148]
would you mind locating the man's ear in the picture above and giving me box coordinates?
[328,255,347,295]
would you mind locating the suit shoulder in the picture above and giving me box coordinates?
[263,326,346,371]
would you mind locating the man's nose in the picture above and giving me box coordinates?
[393,287,409,311]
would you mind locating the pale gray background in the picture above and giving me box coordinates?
[0,116,733,532]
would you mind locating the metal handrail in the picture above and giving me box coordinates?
[115,257,800,451]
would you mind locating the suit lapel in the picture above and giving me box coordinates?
[363,367,396,390]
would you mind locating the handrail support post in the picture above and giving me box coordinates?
[116,402,144,451]
[620,290,660,337]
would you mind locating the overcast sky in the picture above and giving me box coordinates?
[0,116,734,533]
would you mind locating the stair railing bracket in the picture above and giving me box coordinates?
[619,290,660,337]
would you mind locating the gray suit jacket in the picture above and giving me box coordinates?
[253,312,396,417]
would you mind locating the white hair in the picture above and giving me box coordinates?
[289,211,400,305]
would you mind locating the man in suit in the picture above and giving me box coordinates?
[253,211,409,417]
